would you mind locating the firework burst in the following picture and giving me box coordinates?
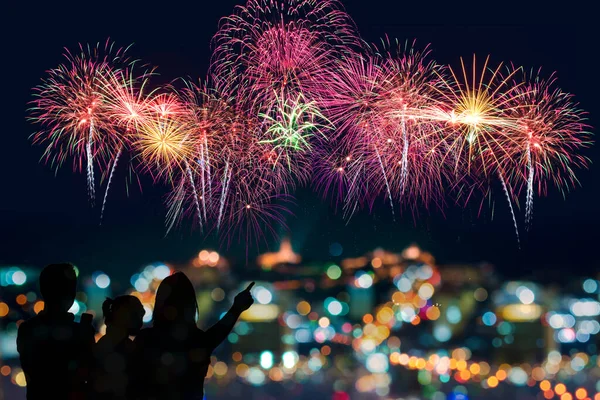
[506,69,592,229]
[29,39,132,203]
[28,7,593,248]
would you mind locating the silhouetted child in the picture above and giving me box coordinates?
[17,263,95,400]
[130,272,254,400]
[91,295,144,400]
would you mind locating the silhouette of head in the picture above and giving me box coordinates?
[152,272,198,328]
[102,295,145,336]
[39,263,77,312]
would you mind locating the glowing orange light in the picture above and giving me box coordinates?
[426,306,441,320]
[318,317,330,328]
[0,302,9,317]
[456,360,467,371]
[199,250,209,261]
[269,367,284,381]
[555,383,567,396]
[495,370,507,381]
[398,353,409,365]
[34,301,45,314]
[459,369,471,381]
[297,301,311,316]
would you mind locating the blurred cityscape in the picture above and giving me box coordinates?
[1,239,599,400]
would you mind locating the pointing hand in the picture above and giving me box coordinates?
[233,282,255,312]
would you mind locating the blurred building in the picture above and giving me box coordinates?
[2,248,600,400]
[491,281,546,363]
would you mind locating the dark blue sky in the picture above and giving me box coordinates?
[1,1,597,286]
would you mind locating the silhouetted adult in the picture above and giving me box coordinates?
[91,295,144,400]
[17,263,95,400]
[131,271,254,400]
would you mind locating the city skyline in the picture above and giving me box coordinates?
[2,241,599,399]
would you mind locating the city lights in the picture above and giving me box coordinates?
[1,242,599,399]
[253,286,273,305]
[259,351,274,369]
[93,272,110,289]
[326,264,342,280]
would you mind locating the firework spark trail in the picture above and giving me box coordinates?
[375,146,395,220]
[185,160,204,232]
[100,144,123,223]
[525,143,534,230]
[204,135,212,203]
[343,167,361,221]
[166,179,186,235]
[217,159,232,231]
[498,170,520,248]
[199,144,208,222]
[399,116,409,194]
[86,120,96,204]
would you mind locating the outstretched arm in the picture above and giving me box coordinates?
[204,282,255,350]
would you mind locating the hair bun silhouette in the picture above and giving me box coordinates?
[102,297,114,322]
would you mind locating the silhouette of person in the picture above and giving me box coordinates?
[130,271,254,400]
[90,295,144,400]
[17,263,95,400]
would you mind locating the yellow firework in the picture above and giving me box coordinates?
[135,115,195,178]
[434,54,525,173]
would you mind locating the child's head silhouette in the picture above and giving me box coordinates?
[39,263,78,313]
[102,295,144,336]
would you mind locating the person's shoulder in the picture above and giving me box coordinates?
[133,327,155,342]
[18,315,41,333]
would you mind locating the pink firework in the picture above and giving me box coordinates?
[374,39,450,211]
[98,63,157,221]
[211,109,294,238]
[310,53,391,215]
[431,56,528,244]
[132,90,196,181]
[26,17,593,248]
[313,41,451,218]
[210,0,361,101]
[506,69,592,228]
[29,39,131,203]
[165,80,238,232]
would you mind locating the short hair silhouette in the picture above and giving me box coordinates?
[39,263,77,311]
[152,271,198,327]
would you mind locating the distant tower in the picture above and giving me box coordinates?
[257,238,301,270]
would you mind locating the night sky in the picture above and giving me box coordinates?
[2,1,597,287]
